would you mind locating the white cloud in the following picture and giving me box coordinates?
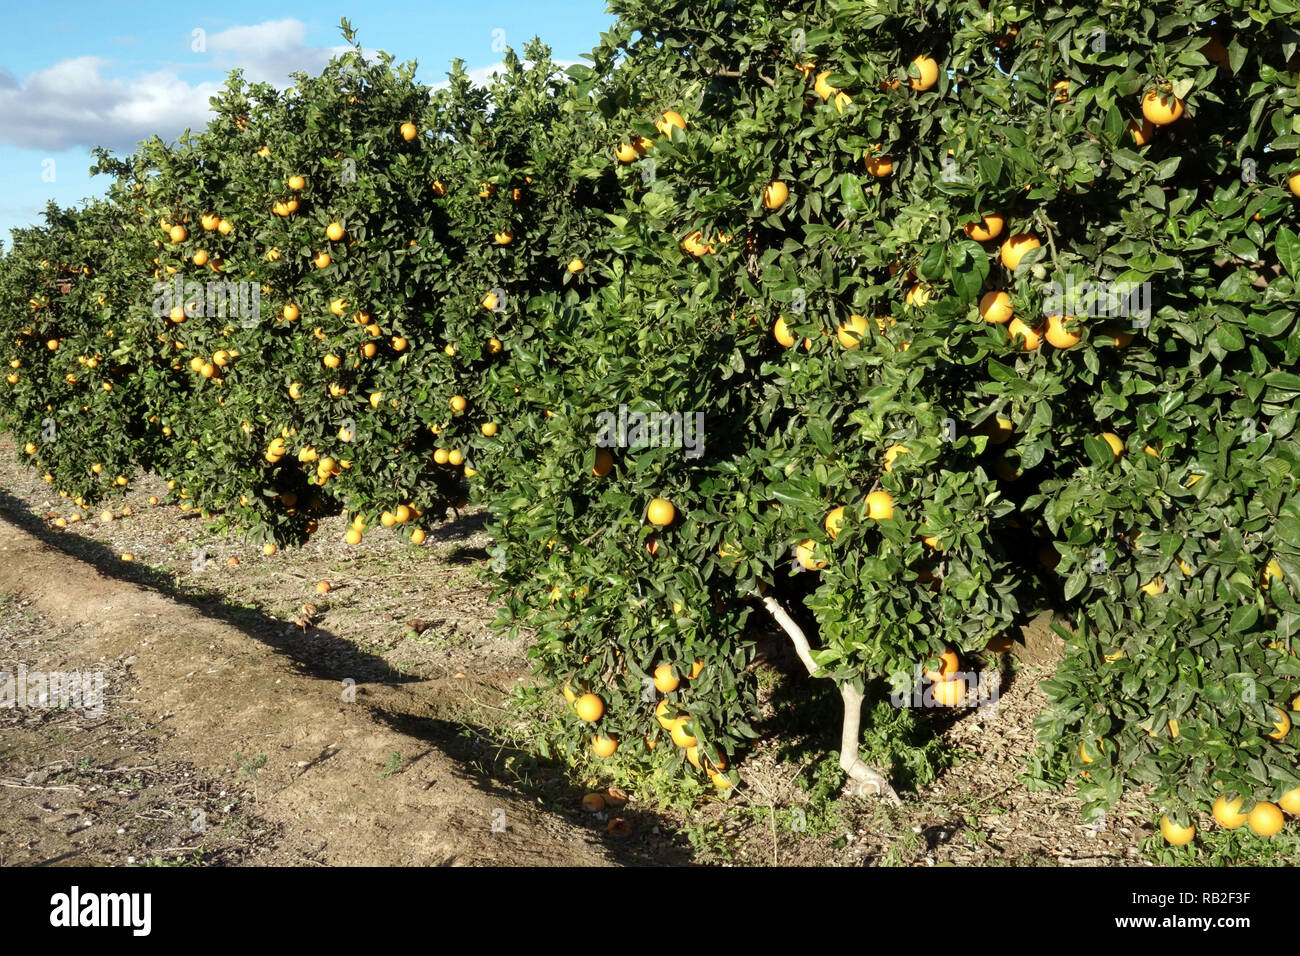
[0,20,348,153]
[0,57,223,153]
[431,59,579,91]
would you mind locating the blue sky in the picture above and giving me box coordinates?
[0,1,614,248]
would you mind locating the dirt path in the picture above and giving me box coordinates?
[0,512,615,867]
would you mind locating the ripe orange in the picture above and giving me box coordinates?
[865,490,894,520]
[592,449,614,476]
[400,121,417,141]
[923,649,960,682]
[933,678,967,706]
[1129,118,1155,146]
[774,316,798,348]
[288,175,305,190]
[647,497,675,526]
[316,581,331,595]
[688,661,704,680]
[282,303,299,322]
[592,735,618,757]
[1212,795,1249,829]
[1008,317,1042,351]
[449,394,468,413]
[482,292,499,311]
[824,506,846,540]
[344,528,362,546]
[963,212,1004,241]
[910,55,939,91]
[656,110,686,136]
[763,180,789,210]
[795,539,827,570]
[1141,576,1166,596]
[979,291,1013,324]
[1279,787,1300,815]
[574,693,605,722]
[670,722,698,748]
[1099,432,1124,459]
[1000,233,1041,271]
[1142,89,1185,126]
[863,152,894,177]
[169,224,187,243]
[1247,801,1284,836]
[410,529,426,545]
[581,792,605,812]
[883,444,910,471]
[1160,815,1195,846]
[615,142,639,163]
[567,258,585,273]
[262,543,277,556]
[1289,172,1300,197]
[837,314,870,349]
[1268,707,1291,740]
[1044,313,1081,348]
[654,664,680,693]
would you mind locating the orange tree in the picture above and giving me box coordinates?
[482,0,1300,825]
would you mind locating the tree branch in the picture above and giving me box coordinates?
[758,594,901,804]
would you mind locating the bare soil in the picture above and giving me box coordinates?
[0,435,1158,866]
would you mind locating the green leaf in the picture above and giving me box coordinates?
[1275,226,1300,279]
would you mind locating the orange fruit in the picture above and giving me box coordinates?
[1000,233,1041,271]
[1129,118,1155,146]
[837,314,870,349]
[710,772,733,790]
[592,449,614,476]
[1160,815,1195,846]
[963,211,1004,241]
[482,292,499,311]
[615,142,639,163]
[647,498,675,526]
[282,303,299,322]
[1278,787,1300,815]
[449,394,467,413]
[1289,172,1300,197]
[923,649,960,682]
[494,231,514,245]
[1142,89,1185,126]
[774,316,798,348]
[824,506,846,540]
[933,678,967,706]
[410,529,426,545]
[1141,576,1166,596]
[592,735,618,757]
[688,661,704,679]
[656,110,686,136]
[979,291,1013,324]
[1268,707,1291,740]
[581,792,606,812]
[574,693,605,722]
[883,444,910,471]
[316,581,331,595]
[1008,317,1042,351]
[795,540,827,570]
[670,722,698,748]
[262,543,277,556]
[344,528,362,546]
[400,122,417,141]
[1099,432,1124,459]
[865,490,894,520]
[567,257,585,273]
[1212,795,1249,829]
[763,180,789,210]
[169,224,187,243]
[653,665,679,693]
[1247,801,1284,836]
[814,71,837,101]
[909,55,939,91]
[1044,313,1081,348]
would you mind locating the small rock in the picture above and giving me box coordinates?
[24,770,49,785]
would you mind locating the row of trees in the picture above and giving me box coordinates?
[2,2,1298,840]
